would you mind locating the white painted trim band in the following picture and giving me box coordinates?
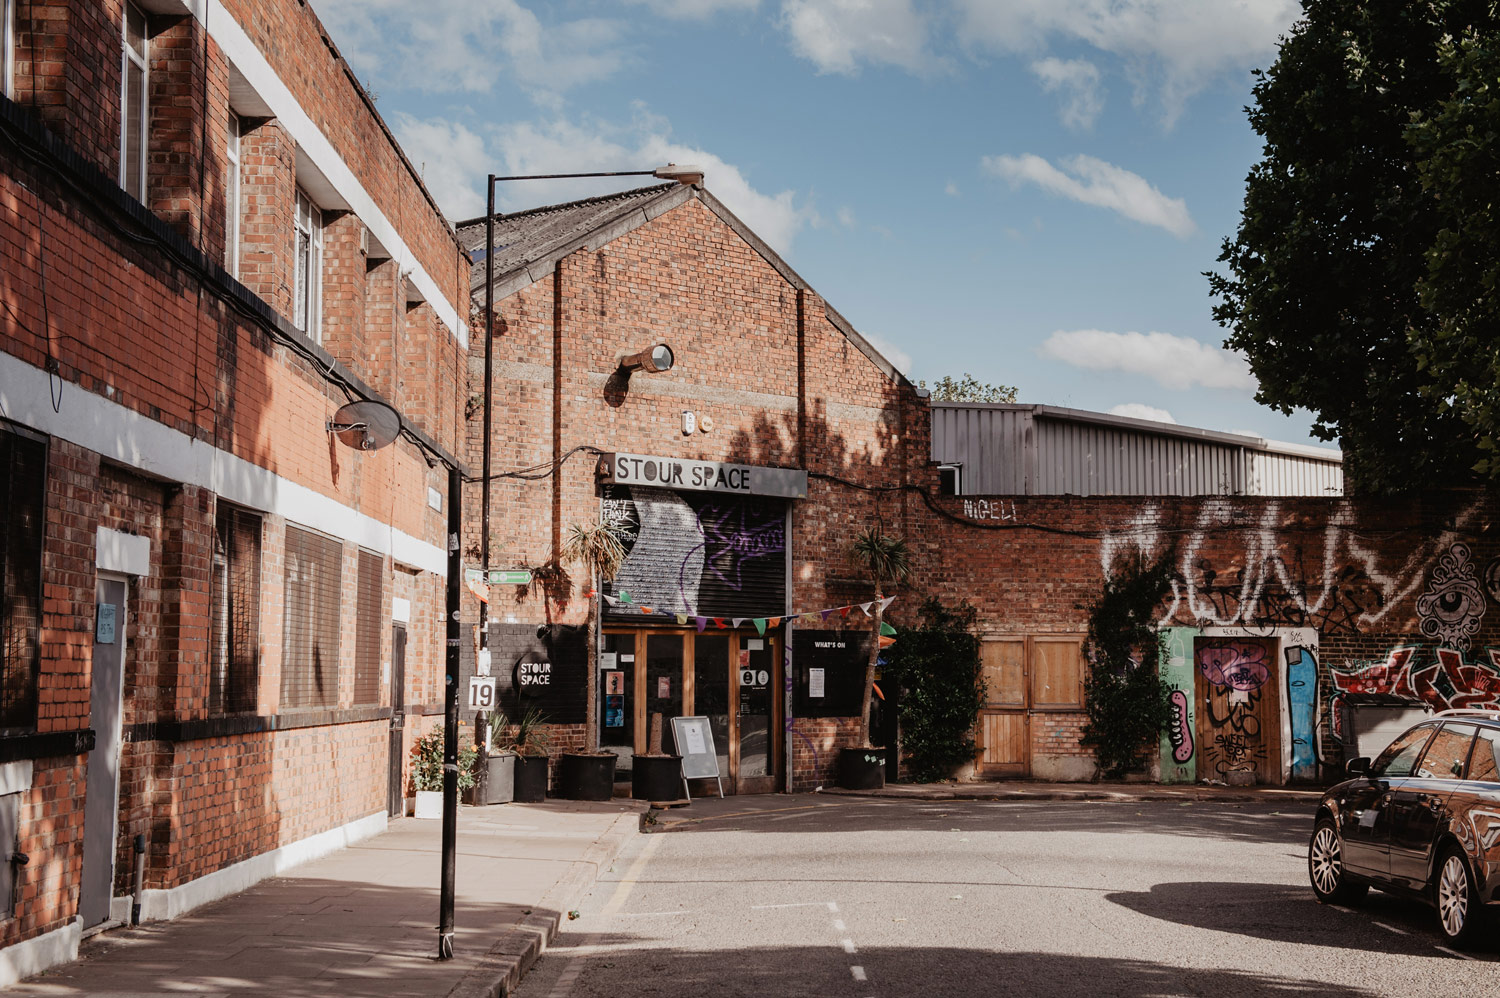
[0,352,447,577]
[0,760,33,797]
[0,918,80,987]
[134,810,388,923]
[96,526,151,576]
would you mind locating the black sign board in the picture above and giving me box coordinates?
[792,628,873,717]
[472,623,587,724]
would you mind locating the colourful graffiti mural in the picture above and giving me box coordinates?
[1331,645,1500,712]
[1197,641,1270,692]
[1197,639,1274,780]
[1285,646,1317,781]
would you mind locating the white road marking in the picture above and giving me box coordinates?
[544,933,598,998]
[842,938,857,954]
[600,835,663,918]
[1371,921,1409,936]
[752,901,832,910]
[828,902,840,912]
[851,966,867,981]
[1435,946,1477,961]
[544,836,665,997]
[622,910,689,917]
[833,919,847,931]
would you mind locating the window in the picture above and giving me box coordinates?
[210,504,261,714]
[225,114,242,277]
[0,422,45,733]
[281,525,342,709]
[293,188,323,340]
[119,3,148,201]
[1414,723,1477,781]
[938,464,961,496]
[352,549,382,706]
[1030,636,1085,710]
[1469,728,1500,784]
[3,0,16,100]
[1372,725,1437,779]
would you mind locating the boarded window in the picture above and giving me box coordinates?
[1029,637,1084,710]
[281,525,342,709]
[980,639,1026,708]
[353,548,382,706]
[0,423,45,733]
[210,504,261,714]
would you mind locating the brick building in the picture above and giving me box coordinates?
[1,0,468,981]
[460,181,1500,796]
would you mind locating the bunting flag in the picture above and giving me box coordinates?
[839,605,853,619]
[619,590,632,603]
[714,617,727,629]
[880,621,897,637]
[858,601,874,617]
[878,635,897,649]
[872,681,885,701]
[591,595,898,630]
[820,609,835,622]
[753,618,767,636]
[732,617,746,629]
[640,606,655,614]
[676,613,689,626]
[879,595,896,613]
[695,616,708,633]
[769,617,782,628]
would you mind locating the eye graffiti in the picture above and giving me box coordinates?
[1415,543,1487,652]
[1485,557,1500,604]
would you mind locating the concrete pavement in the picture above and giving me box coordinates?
[12,799,645,998]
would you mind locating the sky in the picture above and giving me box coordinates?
[314,0,1332,453]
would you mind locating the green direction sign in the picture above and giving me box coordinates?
[488,569,533,586]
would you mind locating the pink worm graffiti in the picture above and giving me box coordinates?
[1169,690,1193,763]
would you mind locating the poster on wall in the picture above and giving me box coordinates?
[599,485,787,621]
[605,695,625,728]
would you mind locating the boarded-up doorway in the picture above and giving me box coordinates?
[976,635,1085,778]
[1194,636,1281,784]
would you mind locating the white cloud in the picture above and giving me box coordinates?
[982,153,1194,238]
[1109,403,1176,423]
[778,0,935,75]
[837,206,857,228]
[627,0,760,17]
[954,0,1299,123]
[1030,57,1104,130]
[859,330,914,375]
[944,181,960,197]
[316,0,627,99]
[394,109,813,254]
[1038,329,1255,391]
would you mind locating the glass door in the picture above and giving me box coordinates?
[694,634,732,783]
[645,634,685,754]
[600,632,638,776]
[736,635,778,794]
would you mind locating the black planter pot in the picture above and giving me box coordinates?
[837,747,887,790]
[631,755,683,802]
[513,754,549,803]
[481,752,516,805]
[556,753,615,801]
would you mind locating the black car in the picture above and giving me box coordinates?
[1309,708,1500,946]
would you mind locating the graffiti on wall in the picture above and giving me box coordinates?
[1168,690,1193,764]
[1331,645,1500,712]
[1197,640,1270,778]
[1415,543,1487,651]
[964,499,1018,522]
[1285,645,1318,781]
[1099,499,1487,633]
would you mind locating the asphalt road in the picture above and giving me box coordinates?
[514,794,1500,998]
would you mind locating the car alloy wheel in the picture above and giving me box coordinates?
[1309,818,1366,904]
[1436,848,1481,945]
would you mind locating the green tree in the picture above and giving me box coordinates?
[1410,30,1500,478]
[1208,0,1492,493]
[881,599,984,783]
[850,527,910,749]
[919,374,1018,403]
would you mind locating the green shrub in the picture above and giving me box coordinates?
[884,598,984,782]
[412,729,478,792]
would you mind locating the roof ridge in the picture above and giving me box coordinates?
[453,183,676,231]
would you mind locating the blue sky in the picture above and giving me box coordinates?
[316,0,1330,451]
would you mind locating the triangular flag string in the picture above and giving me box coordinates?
[591,592,897,628]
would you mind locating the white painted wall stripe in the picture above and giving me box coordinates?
[0,352,447,577]
[181,0,467,348]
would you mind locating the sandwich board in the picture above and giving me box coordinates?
[670,715,724,801]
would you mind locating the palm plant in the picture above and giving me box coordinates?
[560,519,634,751]
[851,526,910,748]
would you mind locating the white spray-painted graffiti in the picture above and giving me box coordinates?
[963,499,1017,522]
[1100,499,1486,631]
[1415,543,1487,651]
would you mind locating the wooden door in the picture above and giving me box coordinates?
[977,638,1028,777]
[1194,636,1281,784]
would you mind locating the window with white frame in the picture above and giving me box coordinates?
[293,188,324,339]
[225,114,242,277]
[3,0,16,100]
[119,2,148,201]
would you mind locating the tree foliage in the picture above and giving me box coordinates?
[919,373,1018,404]
[1080,554,1175,780]
[850,527,910,748]
[882,599,984,783]
[1209,0,1495,493]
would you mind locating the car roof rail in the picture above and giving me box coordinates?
[1432,708,1500,721]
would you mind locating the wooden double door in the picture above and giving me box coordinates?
[600,629,781,794]
[976,635,1086,778]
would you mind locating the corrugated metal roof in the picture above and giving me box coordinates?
[931,403,1343,497]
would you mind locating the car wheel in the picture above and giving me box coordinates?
[1309,817,1367,905]
[1435,845,1486,947]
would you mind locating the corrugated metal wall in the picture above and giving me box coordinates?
[930,405,1343,497]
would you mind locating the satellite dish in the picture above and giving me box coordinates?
[327,400,401,452]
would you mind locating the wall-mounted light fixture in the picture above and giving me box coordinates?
[620,344,675,374]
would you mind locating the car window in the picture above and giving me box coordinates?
[1413,723,1477,780]
[1372,725,1438,778]
[1470,729,1500,784]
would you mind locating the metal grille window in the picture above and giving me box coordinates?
[281,526,342,710]
[352,549,382,706]
[0,423,45,733]
[210,504,261,714]
[293,188,323,340]
[225,114,242,277]
[119,2,148,201]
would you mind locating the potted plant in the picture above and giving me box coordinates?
[500,707,552,803]
[411,729,477,818]
[556,519,633,801]
[631,712,683,802]
[476,710,516,805]
[839,526,910,790]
